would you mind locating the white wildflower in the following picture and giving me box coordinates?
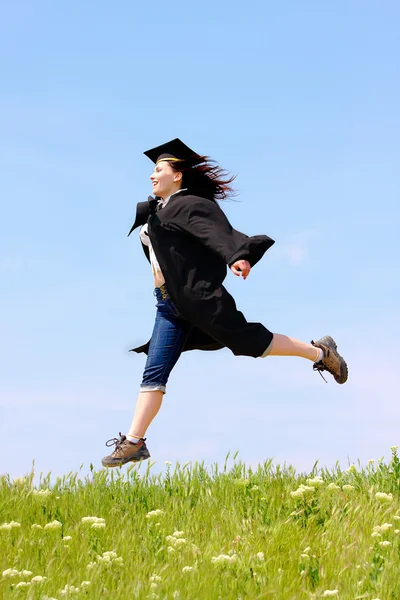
[256,552,264,561]
[87,550,123,569]
[81,581,91,587]
[44,520,62,530]
[91,522,106,529]
[63,536,72,541]
[393,516,400,521]
[390,445,399,452]
[172,592,180,599]
[165,461,172,466]
[379,540,391,547]
[368,459,375,464]
[150,582,159,590]
[31,575,47,583]
[322,591,339,597]
[375,492,393,502]
[60,584,80,595]
[21,570,33,577]
[211,553,237,564]
[346,464,357,474]
[290,485,315,498]
[303,546,311,553]
[182,566,194,572]
[172,531,185,538]
[380,523,392,532]
[81,516,105,525]
[31,524,43,530]
[327,483,340,490]
[2,568,20,578]
[307,476,324,486]
[98,551,117,562]
[146,509,164,519]
[16,582,31,589]
[342,484,355,491]
[251,485,260,491]
[166,535,186,547]
[149,575,162,583]
[167,546,176,554]
[174,538,186,547]
[33,489,52,497]
[371,531,382,538]
[0,521,21,530]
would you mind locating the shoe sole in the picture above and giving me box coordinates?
[320,336,348,384]
[101,450,151,468]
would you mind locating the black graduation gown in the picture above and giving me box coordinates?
[128,191,275,358]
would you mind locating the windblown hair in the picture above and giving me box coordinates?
[170,155,237,202]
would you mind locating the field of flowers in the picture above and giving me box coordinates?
[1,448,400,600]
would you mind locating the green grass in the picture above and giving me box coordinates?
[1,449,400,600]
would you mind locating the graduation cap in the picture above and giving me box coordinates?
[144,138,203,166]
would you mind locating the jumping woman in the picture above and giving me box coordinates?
[102,139,348,467]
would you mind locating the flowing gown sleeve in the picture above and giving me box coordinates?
[183,197,275,267]
[127,197,156,236]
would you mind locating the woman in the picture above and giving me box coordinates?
[102,139,348,467]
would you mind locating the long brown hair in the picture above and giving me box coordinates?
[170,155,237,202]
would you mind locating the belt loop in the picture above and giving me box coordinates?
[154,284,169,300]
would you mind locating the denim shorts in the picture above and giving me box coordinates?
[140,285,192,394]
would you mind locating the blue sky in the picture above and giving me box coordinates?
[1,1,399,479]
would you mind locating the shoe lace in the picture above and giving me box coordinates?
[105,433,146,455]
[105,432,126,455]
[313,362,328,383]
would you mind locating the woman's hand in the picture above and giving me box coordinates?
[230,259,251,280]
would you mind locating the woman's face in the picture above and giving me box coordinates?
[150,161,182,198]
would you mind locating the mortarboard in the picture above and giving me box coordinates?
[144,138,202,166]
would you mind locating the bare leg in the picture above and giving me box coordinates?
[268,333,320,362]
[127,390,163,439]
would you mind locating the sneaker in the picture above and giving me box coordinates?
[311,335,348,384]
[101,433,150,467]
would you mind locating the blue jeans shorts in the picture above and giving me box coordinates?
[140,285,193,394]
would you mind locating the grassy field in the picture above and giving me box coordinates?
[1,448,400,600]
